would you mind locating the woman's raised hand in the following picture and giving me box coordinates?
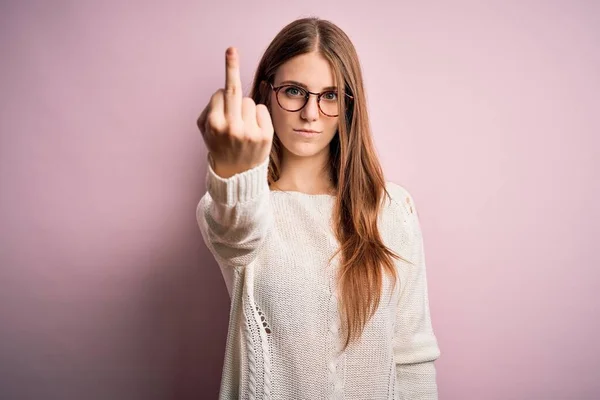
[197,47,274,179]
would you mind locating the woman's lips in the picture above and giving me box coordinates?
[293,129,321,138]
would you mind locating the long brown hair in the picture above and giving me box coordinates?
[249,17,411,351]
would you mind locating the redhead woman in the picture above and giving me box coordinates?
[196,17,441,400]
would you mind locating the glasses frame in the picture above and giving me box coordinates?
[266,81,354,118]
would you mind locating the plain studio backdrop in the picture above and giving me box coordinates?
[0,1,598,399]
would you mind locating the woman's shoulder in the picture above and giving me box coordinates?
[383,180,420,220]
[384,180,414,204]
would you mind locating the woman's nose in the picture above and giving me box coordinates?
[301,95,320,121]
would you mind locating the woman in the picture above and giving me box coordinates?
[196,17,441,400]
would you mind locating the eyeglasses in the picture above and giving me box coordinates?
[266,81,353,118]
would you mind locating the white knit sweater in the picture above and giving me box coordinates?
[196,155,441,400]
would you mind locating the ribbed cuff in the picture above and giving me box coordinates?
[206,155,270,206]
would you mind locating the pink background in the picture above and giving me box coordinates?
[1,1,598,399]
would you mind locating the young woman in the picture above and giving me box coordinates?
[196,17,441,400]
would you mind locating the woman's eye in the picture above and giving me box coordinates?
[323,92,338,101]
[285,87,304,97]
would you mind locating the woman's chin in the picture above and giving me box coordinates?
[276,129,335,159]
[281,141,326,158]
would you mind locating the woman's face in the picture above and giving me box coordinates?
[269,51,340,159]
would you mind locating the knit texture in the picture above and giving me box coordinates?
[197,155,441,400]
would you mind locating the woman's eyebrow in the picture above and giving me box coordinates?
[279,80,337,91]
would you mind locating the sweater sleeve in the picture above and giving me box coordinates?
[196,154,273,270]
[391,186,441,400]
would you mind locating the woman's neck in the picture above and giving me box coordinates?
[271,150,335,195]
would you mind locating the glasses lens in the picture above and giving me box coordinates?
[277,85,307,112]
[319,91,339,117]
